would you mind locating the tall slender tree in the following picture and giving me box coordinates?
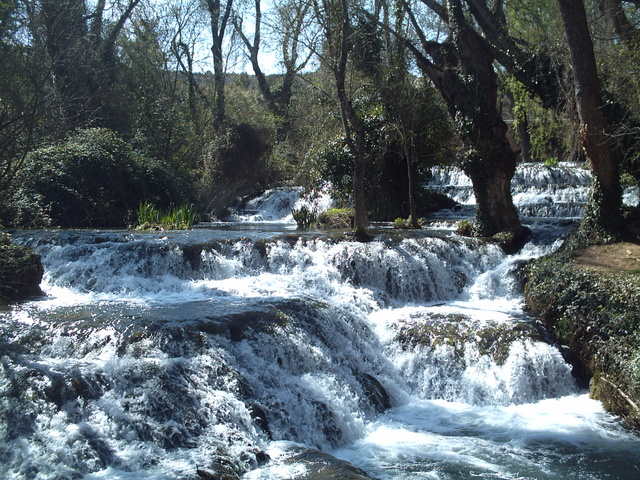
[557,0,624,244]
[205,0,234,129]
[314,0,368,236]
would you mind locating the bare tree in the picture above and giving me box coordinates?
[314,0,368,237]
[204,0,234,129]
[233,0,314,138]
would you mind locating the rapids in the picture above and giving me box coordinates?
[2,163,640,480]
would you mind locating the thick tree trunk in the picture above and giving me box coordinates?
[403,0,525,244]
[464,147,521,236]
[449,0,525,241]
[557,0,623,244]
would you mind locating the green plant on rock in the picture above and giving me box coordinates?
[393,216,422,229]
[291,205,318,230]
[317,208,354,229]
[456,219,476,236]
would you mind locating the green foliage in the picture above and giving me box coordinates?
[0,233,43,303]
[525,253,640,427]
[317,208,354,229]
[12,128,191,228]
[136,202,196,230]
[291,205,318,230]
[502,75,575,163]
[393,216,422,229]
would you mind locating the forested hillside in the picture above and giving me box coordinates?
[1,0,639,240]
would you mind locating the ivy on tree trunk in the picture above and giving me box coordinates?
[557,0,624,246]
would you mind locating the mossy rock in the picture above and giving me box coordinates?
[524,251,640,429]
[317,208,354,229]
[284,447,374,479]
[393,312,545,366]
[0,234,44,303]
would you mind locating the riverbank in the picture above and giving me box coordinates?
[524,240,640,429]
[0,233,43,304]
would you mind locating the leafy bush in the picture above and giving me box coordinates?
[12,128,190,227]
[0,233,43,303]
[393,216,422,229]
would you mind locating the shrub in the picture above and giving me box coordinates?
[200,123,272,217]
[12,128,191,228]
[0,233,43,303]
[456,219,476,236]
[317,208,354,229]
[393,216,422,229]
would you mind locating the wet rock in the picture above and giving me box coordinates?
[285,447,374,480]
[357,373,391,413]
[393,312,546,365]
[247,401,272,438]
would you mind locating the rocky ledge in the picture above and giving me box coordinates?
[524,242,640,429]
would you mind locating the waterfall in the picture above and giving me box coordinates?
[3,162,640,480]
[227,187,334,223]
[429,162,638,219]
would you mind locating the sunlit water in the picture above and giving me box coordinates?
[2,164,640,480]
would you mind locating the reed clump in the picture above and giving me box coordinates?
[136,202,196,230]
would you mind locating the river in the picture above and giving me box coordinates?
[2,163,640,479]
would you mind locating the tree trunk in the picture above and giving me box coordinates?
[400,0,526,243]
[449,0,525,240]
[557,0,623,244]
[206,0,234,129]
[323,0,368,237]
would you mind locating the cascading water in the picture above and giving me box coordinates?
[2,163,640,480]
[428,162,638,220]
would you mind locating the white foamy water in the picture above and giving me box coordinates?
[3,163,640,480]
[228,187,334,223]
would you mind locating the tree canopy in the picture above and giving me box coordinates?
[0,0,638,244]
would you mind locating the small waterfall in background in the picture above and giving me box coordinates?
[227,187,334,223]
[2,163,640,480]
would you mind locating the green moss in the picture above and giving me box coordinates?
[317,208,354,229]
[524,253,640,429]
